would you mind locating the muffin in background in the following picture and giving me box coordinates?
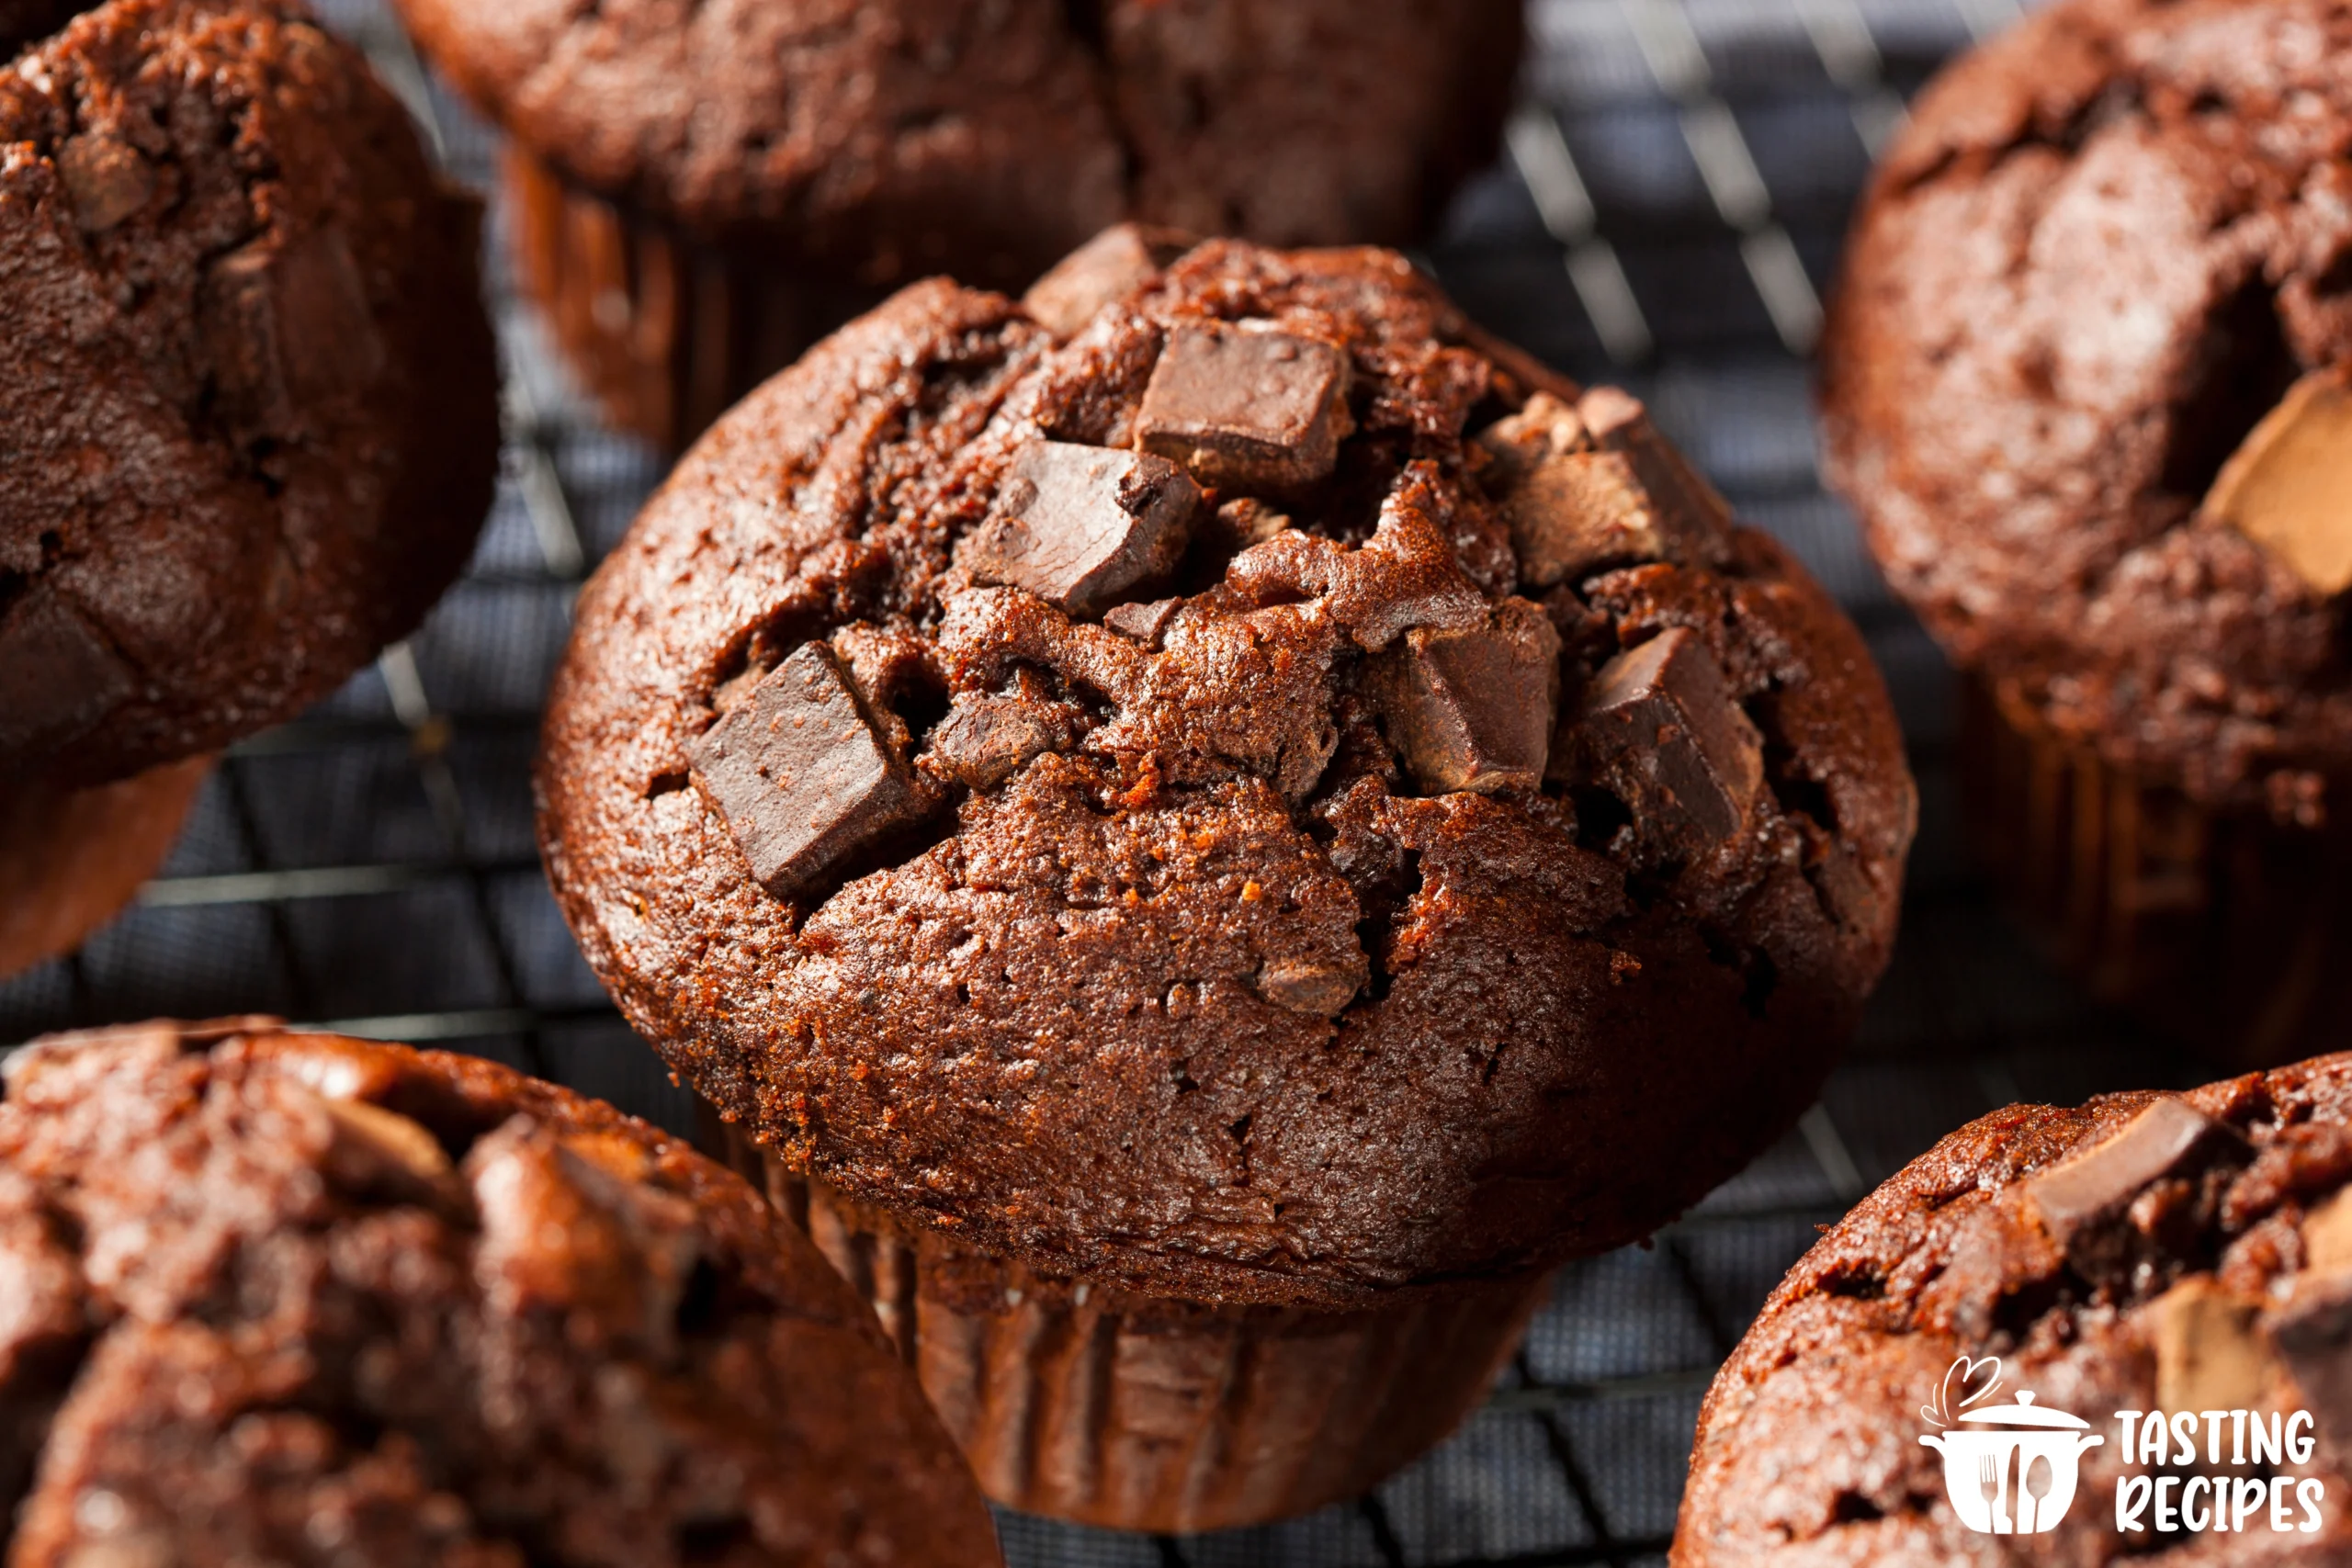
[391,0,1522,450]
[0,0,500,977]
[0,1017,1005,1567]
[1821,0,2352,1066]
[537,230,1917,1529]
[1677,1054,2352,1563]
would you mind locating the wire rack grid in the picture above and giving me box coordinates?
[1,2,2201,1564]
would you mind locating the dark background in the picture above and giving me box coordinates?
[3,2,2191,1563]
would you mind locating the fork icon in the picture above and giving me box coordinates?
[1977,1453,2009,1533]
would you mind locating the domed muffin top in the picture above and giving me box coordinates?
[0,0,497,788]
[1824,0,2352,812]
[1679,1053,2352,1565]
[391,0,1519,289]
[540,235,1916,1309]
[0,1018,1004,1568]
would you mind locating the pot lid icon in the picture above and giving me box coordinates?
[1957,1392,2091,1430]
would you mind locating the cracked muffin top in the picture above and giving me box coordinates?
[390,0,1519,291]
[0,1018,1004,1568]
[537,234,1917,1311]
[0,0,497,788]
[1678,1055,2352,1565]
[1823,0,2352,816]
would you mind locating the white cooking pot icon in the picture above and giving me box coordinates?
[1919,1392,2106,1534]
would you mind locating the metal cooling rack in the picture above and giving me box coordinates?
[1,2,2203,1563]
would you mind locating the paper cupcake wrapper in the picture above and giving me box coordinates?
[703,1119,1548,1533]
[503,149,873,451]
[0,755,211,979]
[1961,673,2352,1067]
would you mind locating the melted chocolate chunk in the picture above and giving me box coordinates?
[1102,597,1183,648]
[2024,1098,2247,1253]
[0,588,134,755]
[962,441,1200,616]
[1367,597,1561,795]
[201,227,386,432]
[54,133,152,234]
[1571,627,1762,853]
[687,644,921,900]
[1022,223,1196,340]
[1254,956,1367,1016]
[926,696,1064,790]
[1479,389,1733,588]
[1136,322,1353,491]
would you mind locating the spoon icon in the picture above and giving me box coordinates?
[2022,1453,2054,1533]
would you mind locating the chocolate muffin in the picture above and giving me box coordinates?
[1678,1055,2352,1563]
[0,1017,1004,1567]
[391,0,1522,449]
[1820,0,2352,1064]
[0,0,500,975]
[537,232,1917,1528]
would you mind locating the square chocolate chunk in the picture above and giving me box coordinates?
[1477,390,1733,587]
[962,441,1200,617]
[2023,1099,2243,1247]
[1022,222,1196,339]
[1136,322,1352,491]
[1368,597,1562,795]
[686,643,920,901]
[1572,627,1762,853]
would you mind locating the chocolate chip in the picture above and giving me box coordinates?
[1255,956,1365,1016]
[1570,627,1762,852]
[2144,1277,2275,1416]
[201,226,385,431]
[54,133,152,233]
[1102,597,1183,648]
[1215,498,1295,549]
[1478,390,1733,588]
[1368,597,1562,795]
[2267,1276,2352,1452]
[0,586,133,754]
[2024,1100,2243,1247]
[962,441,1200,616]
[687,643,922,901]
[926,696,1062,790]
[1022,222,1195,339]
[2200,365,2352,595]
[1136,322,1353,491]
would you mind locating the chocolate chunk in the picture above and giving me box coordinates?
[201,226,386,429]
[317,1094,462,1209]
[1136,322,1353,491]
[1022,222,1195,339]
[2200,365,2352,595]
[55,133,153,233]
[1478,389,1733,588]
[927,695,1062,790]
[962,441,1200,616]
[2303,1187,2352,1273]
[0,586,134,754]
[687,643,922,900]
[1571,627,1762,852]
[2024,1099,2242,1247]
[1255,956,1366,1016]
[1368,597,1562,795]
[1102,597,1183,648]
[2144,1277,2275,1416]
[2267,1276,2352,1452]
[1215,498,1295,549]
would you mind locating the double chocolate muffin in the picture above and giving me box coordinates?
[0,1017,1004,1567]
[1821,0,2352,1064]
[0,0,500,976]
[538,231,1917,1528]
[392,0,1523,449]
[1678,1056,2352,1563]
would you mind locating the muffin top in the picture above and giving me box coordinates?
[1823,0,2352,814]
[0,0,498,788]
[539,234,1916,1310]
[392,0,1519,291]
[1678,1055,2352,1564]
[0,1017,1003,1568]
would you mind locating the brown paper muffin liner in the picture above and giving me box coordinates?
[702,1117,1548,1533]
[1960,673,2352,1067]
[504,148,876,452]
[0,755,212,979]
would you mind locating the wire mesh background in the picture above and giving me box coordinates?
[0,1,2208,1563]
